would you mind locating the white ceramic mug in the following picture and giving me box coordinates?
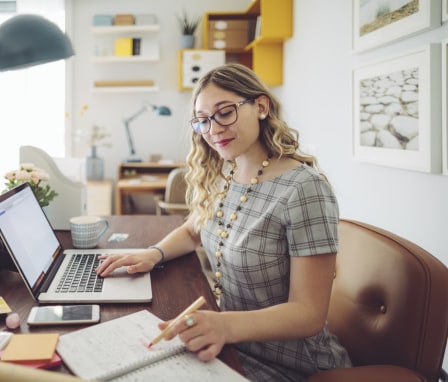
[70,216,109,249]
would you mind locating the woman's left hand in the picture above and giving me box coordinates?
[159,310,227,361]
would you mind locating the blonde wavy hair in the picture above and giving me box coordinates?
[185,63,321,231]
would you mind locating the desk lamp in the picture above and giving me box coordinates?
[0,14,74,71]
[123,102,172,163]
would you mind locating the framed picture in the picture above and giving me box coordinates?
[442,39,448,175]
[443,0,448,22]
[352,44,441,173]
[352,0,441,52]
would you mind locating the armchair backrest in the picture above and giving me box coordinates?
[164,167,187,204]
[328,219,448,382]
[155,167,188,216]
[19,146,87,230]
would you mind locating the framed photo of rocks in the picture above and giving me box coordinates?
[442,39,448,175]
[352,44,441,173]
[352,0,441,52]
[443,0,448,22]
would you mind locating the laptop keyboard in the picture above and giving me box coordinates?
[56,253,104,293]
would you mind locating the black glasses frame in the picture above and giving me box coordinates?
[190,99,254,134]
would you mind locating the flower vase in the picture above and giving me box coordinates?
[180,35,195,49]
[86,146,104,181]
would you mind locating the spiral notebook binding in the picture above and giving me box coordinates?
[97,344,186,381]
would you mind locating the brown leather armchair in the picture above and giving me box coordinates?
[307,219,448,382]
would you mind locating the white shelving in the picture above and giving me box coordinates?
[92,56,158,64]
[91,23,160,93]
[91,25,160,34]
[91,86,160,94]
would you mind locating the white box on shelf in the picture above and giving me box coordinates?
[181,50,225,89]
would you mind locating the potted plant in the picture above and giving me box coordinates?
[177,10,200,49]
[2,164,58,207]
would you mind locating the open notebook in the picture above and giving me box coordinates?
[57,309,249,381]
[0,183,152,303]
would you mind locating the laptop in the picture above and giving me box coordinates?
[0,182,152,303]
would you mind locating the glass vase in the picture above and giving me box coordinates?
[86,146,104,181]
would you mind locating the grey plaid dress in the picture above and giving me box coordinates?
[201,164,351,381]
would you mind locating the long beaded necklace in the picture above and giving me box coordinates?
[213,154,273,297]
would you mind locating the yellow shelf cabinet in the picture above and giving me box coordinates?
[202,0,292,86]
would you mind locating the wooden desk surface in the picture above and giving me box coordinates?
[0,215,243,376]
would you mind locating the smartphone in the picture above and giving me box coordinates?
[27,305,100,326]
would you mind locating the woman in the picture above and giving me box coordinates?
[97,63,351,381]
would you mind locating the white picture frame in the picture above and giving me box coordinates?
[443,0,448,22]
[442,39,448,175]
[352,0,441,53]
[352,44,441,173]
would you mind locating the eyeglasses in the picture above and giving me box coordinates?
[190,99,254,134]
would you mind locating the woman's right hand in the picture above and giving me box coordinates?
[96,249,162,277]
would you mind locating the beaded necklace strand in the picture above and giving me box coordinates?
[213,154,273,297]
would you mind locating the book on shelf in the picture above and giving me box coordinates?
[132,38,141,55]
[93,79,155,87]
[56,309,248,382]
[114,38,133,56]
[254,16,262,40]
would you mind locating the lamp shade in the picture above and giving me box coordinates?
[153,105,171,116]
[0,14,74,71]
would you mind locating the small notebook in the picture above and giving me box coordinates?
[1,333,59,362]
[56,309,248,382]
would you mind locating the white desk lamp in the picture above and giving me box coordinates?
[123,102,172,163]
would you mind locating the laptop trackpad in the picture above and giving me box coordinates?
[103,268,152,301]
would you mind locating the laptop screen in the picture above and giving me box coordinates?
[0,183,61,293]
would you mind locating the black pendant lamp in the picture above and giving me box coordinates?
[0,13,74,71]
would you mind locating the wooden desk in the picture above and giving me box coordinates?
[0,215,243,377]
[116,161,186,215]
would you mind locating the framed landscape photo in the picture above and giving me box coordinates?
[352,44,441,173]
[352,0,441,52]
[442,39,448,175]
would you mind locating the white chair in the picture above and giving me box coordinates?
[155,167,189,217]
[19,146,87,230]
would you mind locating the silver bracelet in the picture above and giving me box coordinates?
[148,245,165,265]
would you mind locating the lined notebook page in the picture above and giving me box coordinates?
[57,310,184,381]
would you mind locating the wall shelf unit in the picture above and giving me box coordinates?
[92,56,158,64]
[202,0,292,86]
[91,22,160,93]
[91,25,160,34]
[91,86,160,94]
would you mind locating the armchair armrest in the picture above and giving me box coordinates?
[307,365,425,382]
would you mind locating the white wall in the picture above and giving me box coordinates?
[280,0,448,371]
[68,0,250,181]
